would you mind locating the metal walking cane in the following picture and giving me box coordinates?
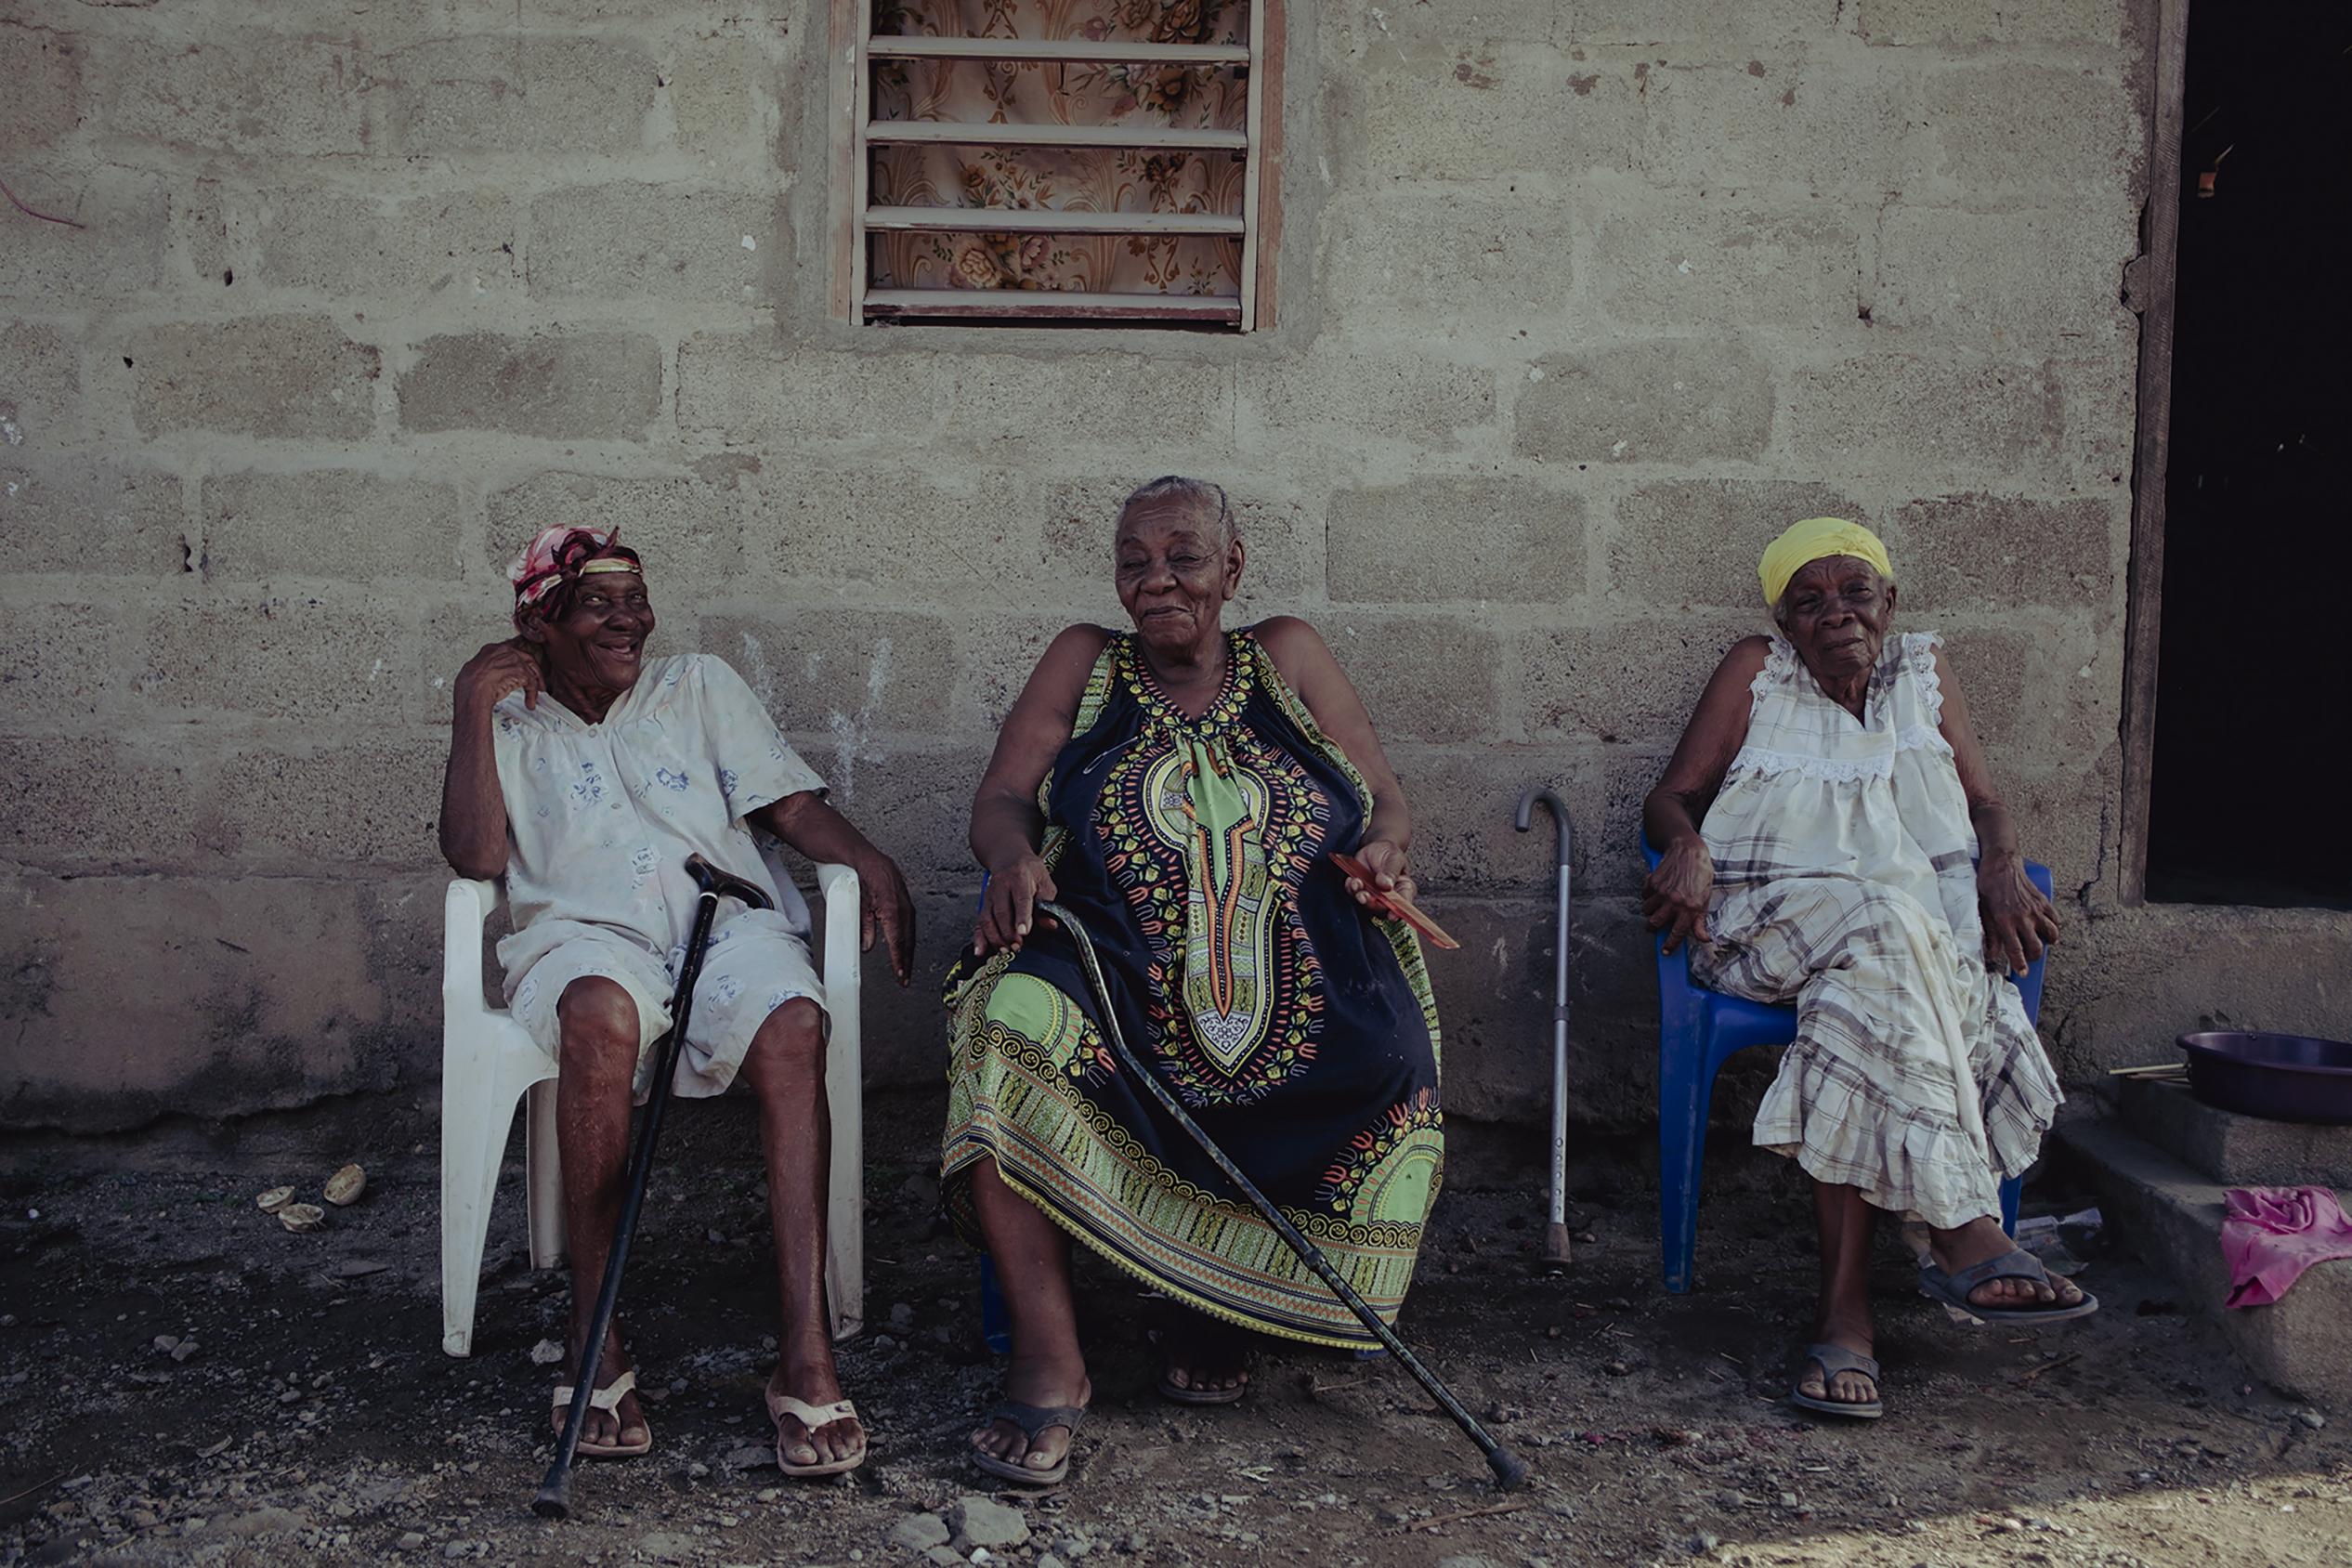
[1513,789,1574,1274]
[533,852,774,1520]
[1035,899,1531,1492]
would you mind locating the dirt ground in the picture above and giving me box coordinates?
[2,1107,2346,1568]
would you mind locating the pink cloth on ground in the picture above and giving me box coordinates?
[2222,1185,2352,1309]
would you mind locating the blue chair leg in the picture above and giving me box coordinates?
[1998,1173,2021,1239]
[1658,1040,1718,1295]
[979,1252,1012,1355]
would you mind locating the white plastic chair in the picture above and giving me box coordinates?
[439,858,865,1355]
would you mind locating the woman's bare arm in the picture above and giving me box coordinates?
[438,639,544,880]
[1640,637,1771,953]
[1930,644,2059,973]
[1252,616,1416,904]
[967,624,1109,953]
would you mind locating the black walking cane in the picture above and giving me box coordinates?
[1035,899,1531,1493]
[533,853,774,1520]
[1513,789,1574,1274]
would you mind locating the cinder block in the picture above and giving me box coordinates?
[744,467,1055,599]
[1237,352,1496,456]
[1318,187,1575,327]
[676,335,949,445]
[0,873,390,1133]
[0,23,79,151]
[1320,609,1503,745]
[0,167,170,304]
[178,184,523,301]
[1590,199,1860,330]
[1,320,82,448]
[1639,60,1924,195]
[1226,491,1316,614]
[203,469,465,581]
[1349,47,1640,182]
[128,316,379,439]
[1518,614,1760,743]
[818,740,989,894]
[197,739,447,869]
[1386,743,1594,896]
[1923,64,2139,199]
[398,331,660,440]
[142,595,416,722]
[1782,352,2060,477]
[699,605,958,738]
[1881,492,2119,614]
[384,37,658,156]
[1567,0,1843,46]
[2,459,187,576]
[1516,338,1773,464]
[0,735,205,870]
[489,467,751,599]
[528,186,784,304]
[2054,351,2138,484]
[1327,477,1585,603]
[944,355,1234,454]
[0,603,140,718]
[1995,757,2117,905]
[1930,623,2041,751]
[1859,1,2124,48]
[1610,478,1867,607]
[1875,205,2135,347]
[94,32,369,156]
[861,891,991,1086]
[666,30,789,158]
[949,611,1090,738]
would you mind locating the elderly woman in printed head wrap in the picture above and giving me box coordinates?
[1641,518,2090,1421]
[438,525,916,1475]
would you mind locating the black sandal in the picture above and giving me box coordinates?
[970,1399,1087,1486]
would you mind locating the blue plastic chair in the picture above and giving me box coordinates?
[1642,841,2053,1293]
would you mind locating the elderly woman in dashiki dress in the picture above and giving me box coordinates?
[1642,517,2095,1425]
[943,477,1444,1486]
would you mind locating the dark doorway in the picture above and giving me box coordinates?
[2143,6,2352,908]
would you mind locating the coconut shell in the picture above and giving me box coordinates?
[322,1163,367,1207]
[255,1185,295,1214]
[277,1203,327,1234]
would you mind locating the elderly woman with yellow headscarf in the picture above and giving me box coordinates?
[1642,518,2092,1421]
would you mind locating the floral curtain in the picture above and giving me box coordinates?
[870,1,1251,297]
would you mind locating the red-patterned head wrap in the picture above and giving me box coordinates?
[507,525,645,624]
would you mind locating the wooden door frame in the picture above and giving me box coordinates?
[2116,0,2191,905]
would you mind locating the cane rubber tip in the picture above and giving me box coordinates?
[530,1492,570,1521]
[1489,1449,1533,1491]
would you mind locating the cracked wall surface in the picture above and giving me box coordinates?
[4,0,2345,1137]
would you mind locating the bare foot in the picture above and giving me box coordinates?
[971,1352,1090,1478]
[1927,1216,2085,1310]
[767,1356,865,1472]
[552,1323,648,1455]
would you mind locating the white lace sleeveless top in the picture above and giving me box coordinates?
[1700,632,1982,948]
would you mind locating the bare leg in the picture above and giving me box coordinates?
[967,1156,1091,1475]
[1796,1181,1878,1407]
[738,998,864,1470]
[552,977,650,1453]
[1927,1213,2085,1309]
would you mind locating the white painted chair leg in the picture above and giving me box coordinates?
[524,1078,568,1272]
[817,863,865,1341]
[440,1057,520,1358]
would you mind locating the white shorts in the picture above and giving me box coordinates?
[508,918,826,1100]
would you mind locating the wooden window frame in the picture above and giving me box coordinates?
[827,1,1284,331]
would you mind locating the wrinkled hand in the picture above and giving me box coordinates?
[1642,838,1715,955]
[1978,854,2059,974]
[858,852,918,987]
[1344,839,1417,911]
[454,638,544,715]
[974,855,1057,956]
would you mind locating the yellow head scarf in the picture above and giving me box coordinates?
[1757,517,1893,608]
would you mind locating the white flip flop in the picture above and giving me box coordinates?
[767,1392,867,1478]
[553,1367,652,1458]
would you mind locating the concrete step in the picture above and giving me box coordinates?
[2119,1077,2352,1187]
[2058,1117,2350,1409]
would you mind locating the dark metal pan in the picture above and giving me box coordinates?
[2178,1030,2352,1125]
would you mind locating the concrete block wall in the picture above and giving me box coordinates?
[4,0,2344,1141]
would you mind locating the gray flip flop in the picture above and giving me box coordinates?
[1787,1343,1883,1420]
[1918,1247,2099,1323]
[970,1399,1087,1486]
